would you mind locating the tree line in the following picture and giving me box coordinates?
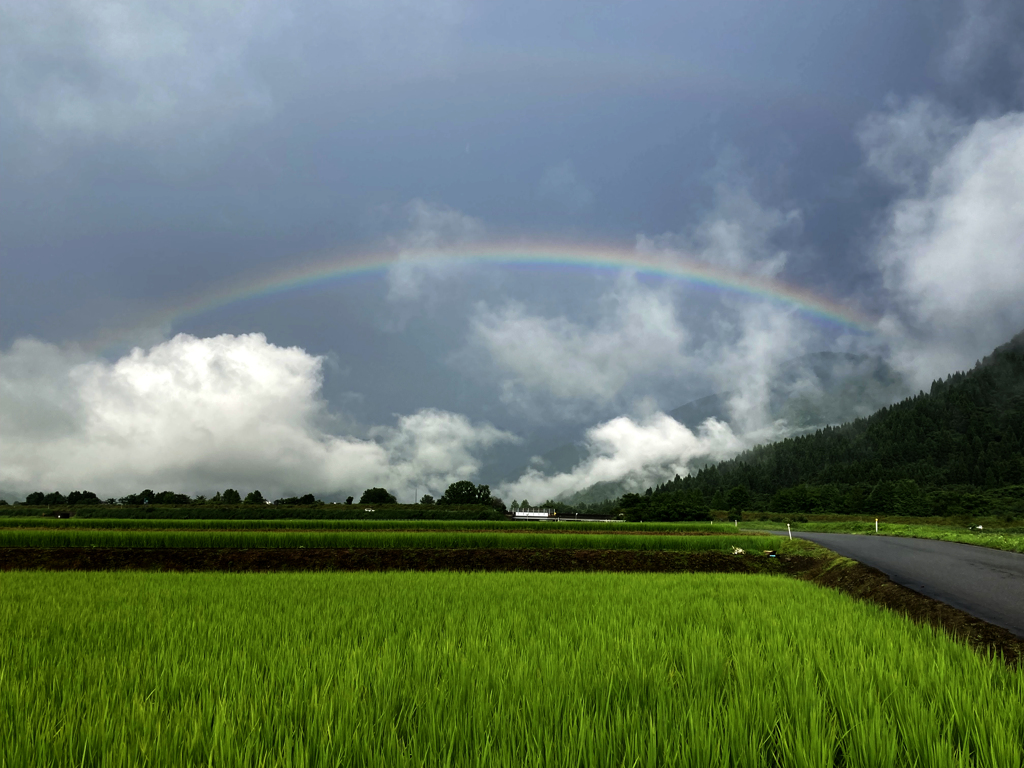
[12,481,508,514]
[18,489,318,507]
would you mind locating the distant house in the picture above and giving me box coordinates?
[514,507,556,519]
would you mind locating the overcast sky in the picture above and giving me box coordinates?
[3,1,1024,503]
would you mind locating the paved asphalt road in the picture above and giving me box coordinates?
[777,532,1024,639]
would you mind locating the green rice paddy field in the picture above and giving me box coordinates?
[2,570,1022,767]
[0,517,725,532]
[0,527,778,551]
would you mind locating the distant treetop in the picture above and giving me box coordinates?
[360,487,397,505]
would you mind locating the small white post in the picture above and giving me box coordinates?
[875,518,878,533]
[787,523,792,540]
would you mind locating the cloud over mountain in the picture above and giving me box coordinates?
[499,412,744,505]
[864,102,1024,385]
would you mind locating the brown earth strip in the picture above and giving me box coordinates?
[0,546,809,574]
[799,555,1024,667]
[0,527,735,536]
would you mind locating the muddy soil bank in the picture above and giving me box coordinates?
[0,546,809,574]
[799,556,1024,666]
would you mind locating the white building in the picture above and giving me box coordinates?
[514,507,556,519]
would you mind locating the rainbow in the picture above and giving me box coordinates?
[157,242,877,333]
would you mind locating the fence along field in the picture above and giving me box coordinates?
[2,571,1021,767]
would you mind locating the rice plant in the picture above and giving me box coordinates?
[1,571,1021,767]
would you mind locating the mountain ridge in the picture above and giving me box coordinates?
[659,328,1024,501]
[509,351,911,504]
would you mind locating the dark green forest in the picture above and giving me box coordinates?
[8,482,507,521]
[644,329,1024,517]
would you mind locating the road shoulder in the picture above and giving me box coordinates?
[789,539,1024,666]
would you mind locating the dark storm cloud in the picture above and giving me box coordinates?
[2,0,1022,500]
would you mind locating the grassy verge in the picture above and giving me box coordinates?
[740,519,1024,554]
[3,570,1023,767]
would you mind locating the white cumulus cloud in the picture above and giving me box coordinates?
[0,332,514,501]
[385,198,487,305]
[635,178,801,279]
[857,97,966,191]
[466,276,693,414]
[488,297,815,501]
[709,303,813,437]
[500,412,745,504]
[862,104,1024,384]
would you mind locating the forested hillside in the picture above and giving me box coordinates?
[651,329,1024,515]
[532,351,909,508]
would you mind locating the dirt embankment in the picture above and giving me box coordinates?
[3,543,1020,665]
[798,554,1024,666]
[0,546,810,575]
